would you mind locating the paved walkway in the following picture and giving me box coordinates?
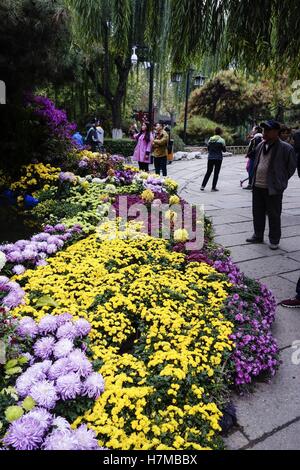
[166,156,300,450]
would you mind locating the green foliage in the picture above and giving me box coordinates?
[104,139,136,158]
[188,71,273,127]
[172,133,186,152]
[0,0,72,98]
[174,116,233,145]
[169,1,300,77]
[53,396,95,423]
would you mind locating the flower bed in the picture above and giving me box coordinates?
[0,152,279,450]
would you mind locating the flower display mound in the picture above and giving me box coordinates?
[13,234,234,450]
[0,311,105,450]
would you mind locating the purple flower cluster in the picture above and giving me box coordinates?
[142,176,166,193]
[0,276,25,310]
[15,314,104,408]
[25,94,77,142]
[0,224,82,274]
[3,409,100,450]
[213,257,244,286]
[59,172,77,183]
[224,284,279,386]
[109,155,125,168]
[113,169,136,186]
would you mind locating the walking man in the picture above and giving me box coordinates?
[201,127,226,192]
[246,120,297,250]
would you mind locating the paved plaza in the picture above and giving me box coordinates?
[167,155,300,450]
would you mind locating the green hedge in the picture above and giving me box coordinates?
[174,116,234,145]
[104,138,135,158]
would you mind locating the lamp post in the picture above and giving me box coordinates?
[131,46,154,126]
[171,70,206,144]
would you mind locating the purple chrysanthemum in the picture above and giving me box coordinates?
[53,338,74,358]
[74,318,91,338]
[42,430,77,450]
[12,265,26,275]
[68,349,93,378]
[52,416,71,432]
[16,371,43,398]
[30,380,58,409]
[38,315,58,335]
[3,415,46,450]
[33,336,56,360]
[36,260,48,267]
[56,312,73,326]
[48,358,71,380]
[82,372,105,399]
[56,322,77,340]
[26,408,53,431]
[54,224,66,232]
[16,317,38,339]
[56,372,82,400]
[74,425,99,450]
[46,244,58,255]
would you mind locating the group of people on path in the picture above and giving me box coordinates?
[200,121,300,309]
[72,118,105,152]
[131,122,173,176]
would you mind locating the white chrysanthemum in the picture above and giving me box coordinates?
[0,251,7,271]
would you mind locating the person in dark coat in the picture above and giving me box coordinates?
[201,127,226,192]
[292,127,300,177]
[246,120,297,250]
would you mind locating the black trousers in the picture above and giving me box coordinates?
[201,159,222,189]
[138,162,149,172]
[252,187,283,244]
[154,156,167,176]
[296,276,300,299]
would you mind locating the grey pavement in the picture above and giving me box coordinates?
[166,156,300,450]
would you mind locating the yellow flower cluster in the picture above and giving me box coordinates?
[13,235,233,450]
[10,163,60,194]
[164,177,179,193]
[141,189,155,203]
[96,219,146,242]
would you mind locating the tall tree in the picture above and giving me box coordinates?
[67,0,171,134]
[0,0,72,102]
[169,0,300,77]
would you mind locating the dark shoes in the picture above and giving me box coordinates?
[243,185,252,190]
[200,187,205,191]
[269,243,279,250]
[211,188,219,192]
[246,235,264,244]
[279,298,300,309]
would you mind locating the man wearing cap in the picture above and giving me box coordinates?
[246,120,297,250]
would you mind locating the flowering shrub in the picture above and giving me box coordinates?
[12,234,234,450]
[26,95,76,143]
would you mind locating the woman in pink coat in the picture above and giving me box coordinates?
[132,122,153,172]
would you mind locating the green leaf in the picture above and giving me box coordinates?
[36,295,59,308]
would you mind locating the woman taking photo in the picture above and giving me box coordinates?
[132,122,153,172]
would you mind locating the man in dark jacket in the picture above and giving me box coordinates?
[246,120,297,250]
[201,127,226,192]
[293,127,300,177]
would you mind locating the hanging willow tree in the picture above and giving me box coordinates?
[169,0,300,77]
[66,0,171,130]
